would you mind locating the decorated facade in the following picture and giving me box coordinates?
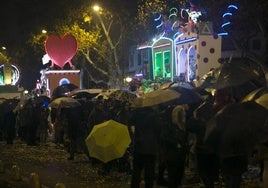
[40,34,80,97]
[0,63,20,86]
[134,2,239,84]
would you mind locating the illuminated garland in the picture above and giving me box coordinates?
[218,4,238,36]
[152,1,239,39]
[153,1,202,39]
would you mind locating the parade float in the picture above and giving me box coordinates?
[135,2,238,85]
[39,34,80,97]
[0,58,23,99]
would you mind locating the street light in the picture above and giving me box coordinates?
[92,4,123,88]
[92,5,101,12]
[42,29,47,34]
[92,4,111,44]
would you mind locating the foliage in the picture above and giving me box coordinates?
[136,0,268,68]
[0,52,9,64]
[29,1,133,88]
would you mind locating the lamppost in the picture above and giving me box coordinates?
[92,4,123,88]
[92,5,114,50]
[41,29,47,34]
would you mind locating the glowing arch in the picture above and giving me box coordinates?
[187,46,197,81]
[59,78,70,86]
[0,64,20,85]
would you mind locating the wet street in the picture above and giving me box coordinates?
[0,138,264,188]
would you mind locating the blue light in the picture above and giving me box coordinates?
[228,4,238,10]
[218,32,228,36]
[221,21,231,28]
[156,21,163,29]
[176,37,197,45]
[154,14,162,21]
[222,12,232,18]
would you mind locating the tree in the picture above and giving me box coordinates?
[136,0,268,69]
[0,52,9,64]
[203,0,268,69]
[29,1,136,89]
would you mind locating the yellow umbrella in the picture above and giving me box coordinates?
[85,120,131,163]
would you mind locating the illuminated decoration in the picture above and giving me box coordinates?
[180,8,202,24]
[59,78,70,85]
[176,37,197,45]
[41,70,80,97]
[0,64,20,85]
[137,0,223,83]
[151,37,174,80]
[42,54,50,65]
[218,4,239,36]
[153,3,202,40]
[45,34,78,68]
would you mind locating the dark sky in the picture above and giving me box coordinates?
[0,0,138,49]
[0,0,87,89]
[0,1,73,49]
[0,0,138,90]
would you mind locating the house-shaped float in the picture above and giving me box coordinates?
[137,21,222,83]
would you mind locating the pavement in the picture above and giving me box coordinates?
[0,139,264,188]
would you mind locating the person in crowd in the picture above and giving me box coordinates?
[87,99,110,172]
[156,106,174,187]
[3,110,17,145]
[212,88,247,188]
[62,107,82,160]
[114,101,133,174]
[36,106,51,144]
[87,100,109,134]
[187,101,219,188]
[24,101,38,146]
[129,106,161,188]
[162,105,188,188]
[53,108,65,146]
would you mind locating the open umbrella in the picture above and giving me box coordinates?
[49,97,81,108]
[168,86,203,105]
[197,59,266,101]
[108,90,137,102]
[204,101,268,159]
[131,88,181,108]
[52,83,78,99]
[242,86,268,109]
[159,82,175,89]
[85,119,131,163]
[70,89,103,99]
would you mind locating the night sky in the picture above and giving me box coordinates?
[0,0,138,90]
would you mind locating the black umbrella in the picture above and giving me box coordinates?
[168,86,204,106]
[197,59,266,101]
[108,90,137,102]
[70,89,103,99]
[52,83,78,99]
[204,101,268,159]
[242,86,268,109]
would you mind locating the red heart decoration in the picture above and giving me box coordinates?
[45,34,78,68]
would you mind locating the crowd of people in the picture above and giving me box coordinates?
[0,85,267,188]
